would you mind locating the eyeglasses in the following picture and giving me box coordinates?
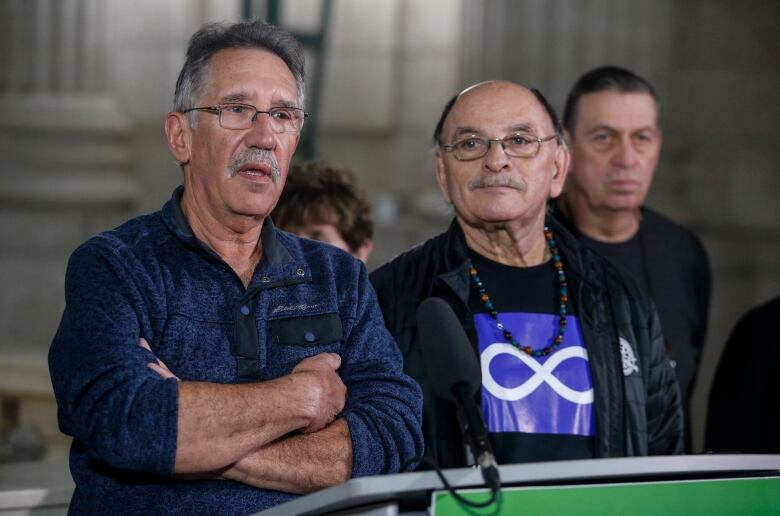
[441,134,558,161]
[183,103,308,133]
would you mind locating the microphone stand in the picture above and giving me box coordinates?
[452,382,501,496]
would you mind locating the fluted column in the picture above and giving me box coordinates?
[0,0,136,459]
[459,0,674,106]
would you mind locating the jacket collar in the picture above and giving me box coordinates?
[435,220,472,304]
[435,214,611,333]
[161,185,293,268]
[436,215,600,291]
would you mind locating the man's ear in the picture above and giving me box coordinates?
[549,142,570,199]
[165,112,192,166]
[353,239,373,263]
[435,151,452,205]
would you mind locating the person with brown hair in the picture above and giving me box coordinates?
[272,160,373,262]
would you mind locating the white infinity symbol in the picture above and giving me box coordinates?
[480,343,594,404]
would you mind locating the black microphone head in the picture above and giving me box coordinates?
[416,297,481,401]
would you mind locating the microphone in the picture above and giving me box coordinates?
[416,297,501,495]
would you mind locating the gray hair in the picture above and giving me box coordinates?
[174,19,305,126]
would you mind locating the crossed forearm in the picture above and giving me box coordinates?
[173,377,313,472]
[220,417,353,493]
[171,353,347,474]
[145,342,351,490]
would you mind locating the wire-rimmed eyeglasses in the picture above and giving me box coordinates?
[441,134,557,161]
[183,103,308,134]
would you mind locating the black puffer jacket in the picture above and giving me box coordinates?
[370,217,683,468]
[553,203,710,450]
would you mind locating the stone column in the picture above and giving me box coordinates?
[0,0,136,460]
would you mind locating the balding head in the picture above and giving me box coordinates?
[433,81,563,147]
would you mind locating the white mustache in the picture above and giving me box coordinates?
[468,175,525,190]
[228,149,281,182]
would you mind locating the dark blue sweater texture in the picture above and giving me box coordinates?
[48,189,423,515]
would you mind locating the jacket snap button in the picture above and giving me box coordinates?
[296,268,305,276]
[304,331,316,343]
[240,305,251,316]
[261,275,270,283]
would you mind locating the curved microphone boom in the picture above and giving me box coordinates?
[416,297,501,495]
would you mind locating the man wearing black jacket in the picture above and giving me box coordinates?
[370,80,683,469]
[553,67,710,450]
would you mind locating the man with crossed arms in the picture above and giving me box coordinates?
[49,20,422,514]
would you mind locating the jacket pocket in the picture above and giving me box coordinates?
[270,312,343,347]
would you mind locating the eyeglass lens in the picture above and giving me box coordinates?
[219,105,304,133]
[454,136,539,160]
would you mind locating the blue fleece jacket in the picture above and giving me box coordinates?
[48,187,423,515]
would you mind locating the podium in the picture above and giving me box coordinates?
[257,455,780,515]
[1,455,778,514]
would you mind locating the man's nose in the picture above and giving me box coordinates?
[244,112,277,149]
[611,136,639,168]
[483,140,511,172]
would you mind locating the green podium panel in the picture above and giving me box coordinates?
[432,476,780,515]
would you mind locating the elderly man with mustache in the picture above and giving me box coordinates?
[48,20,422,515]
[370,81,683,470]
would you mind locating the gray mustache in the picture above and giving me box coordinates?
[228,149,281,182]
[468,175,525,190]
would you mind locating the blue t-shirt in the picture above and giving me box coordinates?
[468,250,596,463]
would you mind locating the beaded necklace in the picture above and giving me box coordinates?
[468,226,568,358]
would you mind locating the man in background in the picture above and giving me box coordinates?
[554,66,710,449]
[273,160,373,262]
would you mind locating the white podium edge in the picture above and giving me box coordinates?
[257,454,780,516]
